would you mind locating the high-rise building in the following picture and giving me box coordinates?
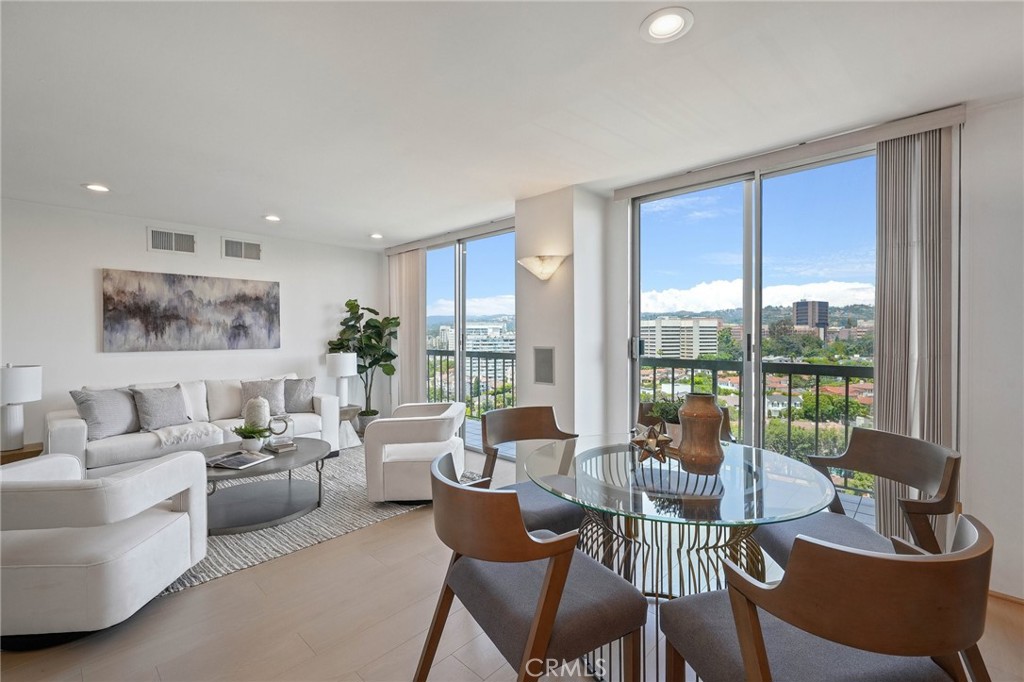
[640,318,720,359]
[436,323,515,352]
[792,300,829,329]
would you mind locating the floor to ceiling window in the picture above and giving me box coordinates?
[760,155,877,516]
[634,153,877,517]
[425,230,516,451]
[637,180,747,439]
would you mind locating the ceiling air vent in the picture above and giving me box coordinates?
[148,227,196,254]
[223,238,262,261]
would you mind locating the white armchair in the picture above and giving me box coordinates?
[363,402,466,502]
[0,451,207,642]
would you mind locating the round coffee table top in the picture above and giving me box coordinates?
[202,437,331,482]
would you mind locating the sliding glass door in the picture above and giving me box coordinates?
[425,230,516,451]
[759,155,877,519]
[636,179,749,440]
[634,154,877,493]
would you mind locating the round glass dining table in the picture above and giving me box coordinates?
[524,434,835,597]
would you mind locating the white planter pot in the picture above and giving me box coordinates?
[240,437,264,452]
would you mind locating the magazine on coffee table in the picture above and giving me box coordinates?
[206,450,273,470]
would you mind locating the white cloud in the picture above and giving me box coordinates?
[428,294,516,317]
[428,299,454,316]
[641,280,875,313]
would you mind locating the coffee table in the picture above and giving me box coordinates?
[202,437,331,535]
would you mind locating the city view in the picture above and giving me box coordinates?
[426,156,877,495]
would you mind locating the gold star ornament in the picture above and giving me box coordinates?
[631,423,672,463]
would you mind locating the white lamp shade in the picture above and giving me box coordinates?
[1,365,42,404]
[326,352,358,378]
[517,255,567,281]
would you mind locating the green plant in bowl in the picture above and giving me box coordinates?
[232,424,271,439]
[649,398,685,424]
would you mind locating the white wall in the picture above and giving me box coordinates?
[959,96,1024,599]
[572,187,609,435]
[514,187,575,430]
[603,198,632,432]
[1,199,386,443]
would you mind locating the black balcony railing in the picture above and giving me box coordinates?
[640,356,875,496]
[426,349,517,419]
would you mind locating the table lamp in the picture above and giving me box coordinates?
[326,352,358,407]
[2,364,43,451]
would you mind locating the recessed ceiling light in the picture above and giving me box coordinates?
[82,183,110,192]
[640,7,694,43]
[370,233,384,240]
[263,215,282,222]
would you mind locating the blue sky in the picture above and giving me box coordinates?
[641,154,876,312]
[426,231,516,317]
[427,155,876,317]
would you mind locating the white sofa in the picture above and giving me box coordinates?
[45,375,339,477]
[363,402,466,502]
[0,451,207,639]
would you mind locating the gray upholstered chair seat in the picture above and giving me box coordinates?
[660,591,950,682]
[753,511,894,569]
[500,477,586,535]
[448,531,649,668]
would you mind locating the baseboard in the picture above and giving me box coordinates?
[990,590,1024,606]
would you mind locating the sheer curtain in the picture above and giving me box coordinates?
[874,127,956,543]
[388,249,427,407]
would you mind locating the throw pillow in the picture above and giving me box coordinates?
[206,379,242,420]
[284,378,316,413]
[131,380,209,423]
[70,388,140,441]
[131,386,190,431]
[241,379,286,416]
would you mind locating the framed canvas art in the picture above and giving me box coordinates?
[102,269,280,351]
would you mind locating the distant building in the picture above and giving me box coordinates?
[792,300,829,329]
[640,317,720,359]
[723,323,743,345]
[436,323,515,353]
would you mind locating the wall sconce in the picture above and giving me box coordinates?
[517,255,567,281]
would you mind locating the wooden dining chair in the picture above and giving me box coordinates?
[416,454,648,682]
[480,406,585,534]
[662,513,994,682]
[754,426,960,567]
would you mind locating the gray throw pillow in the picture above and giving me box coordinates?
[241,379,286,416]
[131,386,190,431]
[284,378,316,413]
[70,388,140,441]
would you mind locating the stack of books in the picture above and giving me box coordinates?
[265,441,297,454]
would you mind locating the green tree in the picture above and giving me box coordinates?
[799,393,869,422]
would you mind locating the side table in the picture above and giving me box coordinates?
[338,404,362,449]
[1,442,44,466]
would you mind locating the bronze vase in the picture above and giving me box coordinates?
[677,393,725,475]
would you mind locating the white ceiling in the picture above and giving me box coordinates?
[3,2,1022,249]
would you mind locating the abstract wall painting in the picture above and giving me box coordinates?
[102,269,281,352]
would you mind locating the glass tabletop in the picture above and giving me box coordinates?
[524,434,835,527]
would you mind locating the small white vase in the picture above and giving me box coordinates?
[239,437,264,452]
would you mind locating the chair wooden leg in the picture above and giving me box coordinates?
[414,583,456,682]
[665,641,686,682]
[517,552,573,682]
[961,645,992,682]
[622,629,641,682]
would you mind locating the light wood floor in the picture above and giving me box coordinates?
[2,454,1022,682]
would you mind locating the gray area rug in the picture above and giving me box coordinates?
[162,446,420,594]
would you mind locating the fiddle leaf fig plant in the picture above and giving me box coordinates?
[327,299,400,417]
